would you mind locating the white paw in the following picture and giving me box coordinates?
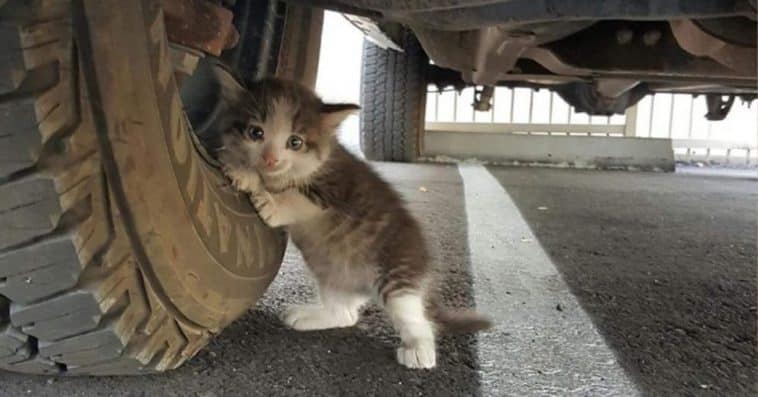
[223,167,262,193]
[280,305,358,331]
[397,341,436,369]
[251,192,279,226]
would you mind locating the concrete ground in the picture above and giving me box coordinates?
[0,164,755,396]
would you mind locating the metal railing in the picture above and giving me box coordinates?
[425,87,757,165]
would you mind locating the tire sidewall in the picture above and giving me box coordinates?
[80,0,285,330]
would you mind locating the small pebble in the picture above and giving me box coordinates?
[537,206,549,211]
[418,186,428,192]
[556,304,563,312]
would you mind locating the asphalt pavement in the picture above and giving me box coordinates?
[0,164,754,396]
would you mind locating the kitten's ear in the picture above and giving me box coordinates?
[320,103,360,132]
[212,64,246,103]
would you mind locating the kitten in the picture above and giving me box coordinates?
[212,67,491,369]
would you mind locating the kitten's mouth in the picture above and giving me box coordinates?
[262,165,289,176]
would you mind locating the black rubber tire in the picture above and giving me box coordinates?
[359,29,427,162]
[0,0,286,375]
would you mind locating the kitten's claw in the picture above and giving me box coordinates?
[280,305,358,331]
[396,341,436,369]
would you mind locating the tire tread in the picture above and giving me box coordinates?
[359,29,426,162]
[0,0,209,375]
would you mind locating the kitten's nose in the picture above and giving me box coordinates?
[263,155,279,168]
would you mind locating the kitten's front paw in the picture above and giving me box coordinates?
[251,192,280,226]
[397,341,436,369]
[280,305,358,331]
[223,166,262,193]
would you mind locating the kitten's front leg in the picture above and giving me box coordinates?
[250,189,325,227]
[249,191,281,226]
[220,167,285,226]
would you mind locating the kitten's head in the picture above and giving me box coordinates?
[213,67,358,187]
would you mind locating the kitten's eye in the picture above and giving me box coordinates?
[287,135,304,151]
[244,125,264,141]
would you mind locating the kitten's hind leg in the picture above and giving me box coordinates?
[281,288,368,331]
[384,291,437,369]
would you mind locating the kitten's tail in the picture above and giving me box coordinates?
[428,303,492,334]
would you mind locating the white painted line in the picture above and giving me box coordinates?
[458,164,640,397]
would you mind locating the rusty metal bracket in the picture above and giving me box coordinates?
[472,86,494,111]
[343,14,402,51]
[669,19,756,76]
[162,0,239,57]
[704,94,736,120]
[469,28,536,85]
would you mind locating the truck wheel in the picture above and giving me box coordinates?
[0,0,286,375]
[359,29,427,162]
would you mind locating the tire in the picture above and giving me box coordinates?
[0,0,286,376]
[359,29,427,162]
